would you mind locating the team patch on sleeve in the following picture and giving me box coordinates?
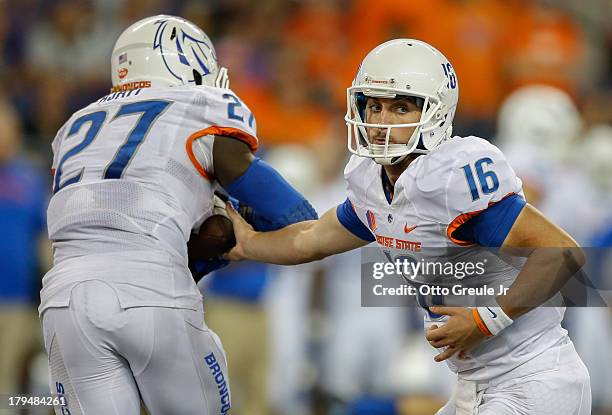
[336,198,376,242]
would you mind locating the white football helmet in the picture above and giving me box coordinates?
[111,15,228,92]
[497,85,582,160]
[577,125,612,191]
[346,39,459,165]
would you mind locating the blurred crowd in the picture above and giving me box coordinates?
[1,0,612,414]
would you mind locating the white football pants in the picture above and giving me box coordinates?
[436,340,591,415]
[41,280,230,415]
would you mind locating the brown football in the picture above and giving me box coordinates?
[187,214,236,261]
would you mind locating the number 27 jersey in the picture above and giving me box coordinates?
[43,85,257,311]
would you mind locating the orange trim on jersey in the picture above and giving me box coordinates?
[472,308,493,337]
[446,192,516,246]
[447,211,481,246]
[186,131,214,180]
[185,126,259,181]
[203,126,258,152]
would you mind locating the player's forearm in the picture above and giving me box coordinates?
[241,220,323,265]
[496,247,586,319]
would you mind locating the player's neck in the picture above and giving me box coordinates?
[383,154,418,185]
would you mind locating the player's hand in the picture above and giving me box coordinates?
[425,307,487,362]
[225,202,255,261]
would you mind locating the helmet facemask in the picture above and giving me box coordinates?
[346,84,450,165]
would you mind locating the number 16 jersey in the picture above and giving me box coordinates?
[344,136,569,382]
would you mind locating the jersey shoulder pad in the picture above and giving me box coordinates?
[343,154,371,178]
[194,86,257,139]
[343,155,377,206]
[411,136,523,224]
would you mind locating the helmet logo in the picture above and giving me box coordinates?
[364,76,396,86]
[118,68,128,79]
[153,19,216,82]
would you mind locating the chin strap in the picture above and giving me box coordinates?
[375,154,408,166]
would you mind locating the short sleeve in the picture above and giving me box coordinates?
[336,198,376,242]
[186,88,259,179]
[451,194,526,247]
[199,88,258,152]
[443,139,524,246]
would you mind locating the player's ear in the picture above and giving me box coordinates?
[212,135,255,187]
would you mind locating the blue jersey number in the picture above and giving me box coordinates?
[54,111,107,193]
[54,100,171,194]
[461,157,499,201]
[222,93,254,128]
[103,101,169,179]
[441,63,457,89]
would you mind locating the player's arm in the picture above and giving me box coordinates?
[188,135,317,278]
[496,203,585,319]
[451,199,585,329]
[442,145,585,324]
[426,144,585,360]
[212,135,318,230]
[427,200,586,361]
[226,202,370,265]
[450,196,586,321]
[212,135,254,186]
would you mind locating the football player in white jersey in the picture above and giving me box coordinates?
[226,39,592,414]
[41,15,316,415]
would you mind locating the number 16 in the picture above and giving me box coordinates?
[461,157,499,201]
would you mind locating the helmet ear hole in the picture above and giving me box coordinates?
[193,69,202,85]
[356,92,367,121]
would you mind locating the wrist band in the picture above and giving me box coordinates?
[472,308,492,336]
[473,305,513,336]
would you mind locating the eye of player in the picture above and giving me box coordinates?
[393,102,412,115]
[367,101,382,113]
[393,97,422,114]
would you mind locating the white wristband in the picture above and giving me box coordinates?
[476,305,513,336]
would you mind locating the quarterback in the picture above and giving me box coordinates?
[227,40,591,414]
[41,15,316,415]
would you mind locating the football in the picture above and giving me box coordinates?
[187,214,236,261]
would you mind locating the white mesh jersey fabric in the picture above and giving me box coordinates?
[43,85,257,311]
[343,136,568,382]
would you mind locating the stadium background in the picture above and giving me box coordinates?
[0,0,611,414]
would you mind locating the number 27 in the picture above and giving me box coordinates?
[53,100,171,194]
[223,93,254,128]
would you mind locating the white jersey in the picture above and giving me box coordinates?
[344,136,569,381]
[41,85,258,313]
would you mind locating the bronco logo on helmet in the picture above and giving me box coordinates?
[153,19,217,84]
